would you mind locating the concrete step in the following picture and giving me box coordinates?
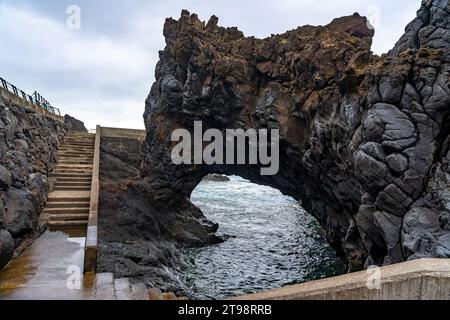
[58,155,94,159]
[61,143,94,146]
[51,177,92,181]
[58,155,93,158]
[62,140,94,144]
[54,178,92,183]
[65,139,94,142]
[52,174,92,179]
[58,152,94,159]
[163,292,178,300]
[52,170,93,174]
[48,220,88,228]
[58,152,93,156]
[114,278,132,300]
[50,173,92,178]
[60,145,94,149]
[147,288,164,300]
[113,279,149,300]
[59,148,94,152]
[65,139,95,143]
[48,213,89,221]
[93,273,115,300]
[56,163,93,166]
[50,176,92,181]
[66,136,95,140]
[55,165,93,170]
[61,144,94,149]
[58,158,93,162]
[130,283,150,301]
[64,140,94,143]
[43,207,90,214]
[58,159,93,162]
[60,146,93,149]
[58,155,94,163]
[46,201,90,208]
[58,151,94,155]
[55,182,91,187]
[47,197,90,203]
[58,160,93,164]
[66,138,94,141]
[64,138,95,142]
[55,164,93,167]
[54,186,91,191]
[66,136,95,139]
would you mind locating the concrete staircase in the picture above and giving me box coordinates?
[0,130,188,300]
[82,273,150,300]
[45,132,95,236]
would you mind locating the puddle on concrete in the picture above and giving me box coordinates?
[0,232,87,299]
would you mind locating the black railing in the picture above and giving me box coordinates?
[0,77,61,116]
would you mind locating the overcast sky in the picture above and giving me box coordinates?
[0,0,420,130]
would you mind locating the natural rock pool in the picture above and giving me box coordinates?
[184,176,346,300]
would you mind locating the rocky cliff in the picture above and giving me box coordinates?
[0,96,88,269]
[97,137,188,292]
[141,0,450,271]
[64,114,88,133]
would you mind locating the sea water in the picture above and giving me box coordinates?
[184,176,346,300]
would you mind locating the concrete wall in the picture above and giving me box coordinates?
[0,87,64,123]
[231,259,450,300]
[100,127,146,141]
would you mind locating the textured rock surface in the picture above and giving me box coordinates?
[0,96,68,268]
[98,137,190,292]
[64,114,88,132]
[141,1,450,270]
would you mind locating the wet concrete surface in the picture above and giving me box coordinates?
[0,231,92,300]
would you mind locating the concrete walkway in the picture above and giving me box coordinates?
[231,259,450,300]
[0,132,146,300]
[0,131,183,300]
[0,230,151,300]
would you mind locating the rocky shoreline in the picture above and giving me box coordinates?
[1,0,449,298]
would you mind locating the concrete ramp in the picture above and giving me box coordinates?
[231,259,450,300]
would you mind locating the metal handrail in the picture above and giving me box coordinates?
[0,77,61,116]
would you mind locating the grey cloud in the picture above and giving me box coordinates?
[0,0,419,129]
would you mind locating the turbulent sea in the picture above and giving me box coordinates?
[184,176,346,300]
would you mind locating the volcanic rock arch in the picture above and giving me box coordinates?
[141,1,450,271]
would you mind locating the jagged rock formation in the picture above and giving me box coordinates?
[142,0,450,270]
[0,96,67,268]
[64,114,88,133]
[98,137,188,292]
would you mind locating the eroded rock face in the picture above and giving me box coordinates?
[98,137,190,292]
[141,1,450,270]
[64,114,88,133]
[0,97,67,268]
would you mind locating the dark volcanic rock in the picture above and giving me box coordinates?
[0,230,14,269]
[0,96,68,268]
[98,137,194,293]
[139,0,450,270]
[203,174,231,182]
[4,188,38,237]
[64,114,88,132]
